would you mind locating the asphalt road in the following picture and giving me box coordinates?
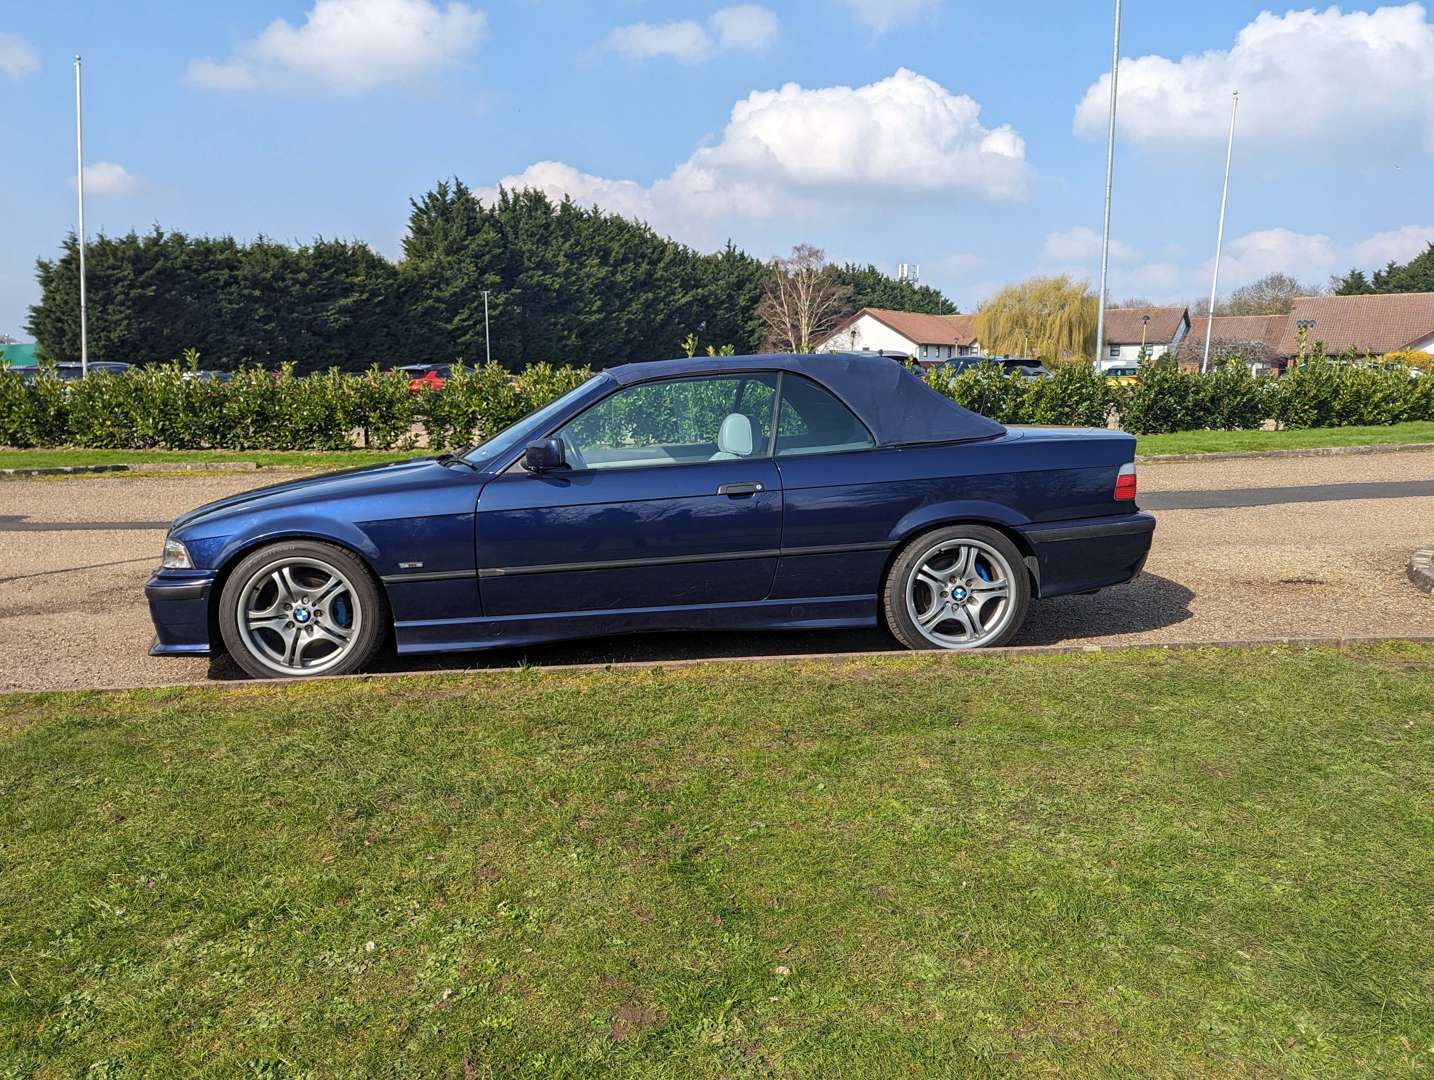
[2,448,1430,691]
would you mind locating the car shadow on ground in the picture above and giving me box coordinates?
[204,573,1195,681]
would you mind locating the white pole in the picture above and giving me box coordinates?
[1202,90,1239,375]
[1093,0,1122,370]
[75,55,89,377]
[482,289,491,365]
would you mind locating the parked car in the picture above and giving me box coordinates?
[147,353,1154,679]
[3,361,133,380]
[944,355,1052,379]
[1102,366,1140,387]
[398,363,453,392]
[55,361,133,379]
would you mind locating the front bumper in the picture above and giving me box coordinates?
[1017,512,1156,599]
[146,569,217,656]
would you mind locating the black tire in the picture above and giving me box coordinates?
[218,540,387,680]
[883,524,1031,651]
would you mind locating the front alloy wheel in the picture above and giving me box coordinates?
[219,541,386,679]
[885,525,1030,650]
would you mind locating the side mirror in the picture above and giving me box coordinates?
[522,437,566,473]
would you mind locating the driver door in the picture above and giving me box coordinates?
[475,373,783,617]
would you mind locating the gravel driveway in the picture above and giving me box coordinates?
[2,449,1430,691]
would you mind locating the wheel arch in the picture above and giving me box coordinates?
[206,530,392,656]
[876,515,1041,631]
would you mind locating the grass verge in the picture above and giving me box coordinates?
[0,448,423,471]
[1136,420,1434,456]
[5,421,1434,472]
[2,644,1432,1076]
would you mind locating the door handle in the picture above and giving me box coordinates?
[717,481,764,496]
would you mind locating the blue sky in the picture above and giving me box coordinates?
[3,0,1433,340]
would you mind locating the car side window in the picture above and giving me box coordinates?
[556,374,778,471]
[774,374,875,457]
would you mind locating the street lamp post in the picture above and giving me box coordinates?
[1093,0,1123,371]
[74,55,89,378]
[482,290,491,366]
[1202,90,1240,375]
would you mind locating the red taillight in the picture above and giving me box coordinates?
[1114,462,1137,501]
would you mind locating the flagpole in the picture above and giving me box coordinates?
[1202,90,1239,374]
[75,55,89,377]
[1093,0,1122,371]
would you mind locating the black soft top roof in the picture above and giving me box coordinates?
[603,352,1005,448]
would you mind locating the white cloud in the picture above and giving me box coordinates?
[1041,226,1139,266]
[1347,224,1434,267]
[71,162,141,197]
[1074,3,1434,153]
[479,69,1029,239]
[606,5,777,64]
[842,0,940,33]
[710,5,779,52]
[1093,224,1434,304]
[1218,227,1338,283]
[186,0,486,94]
[0,32,39,79]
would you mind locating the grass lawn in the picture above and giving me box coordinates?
[1136,420,1434,456]
[4,421,1434,472]
[0,447,422,471]
[2,646,1432,1077]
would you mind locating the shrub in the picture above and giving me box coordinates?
[1118,365,1205,435]
[1196,360,1271,431]
[0,371,69,447]
[925,363,1030,424]
[1025,364,1114,428]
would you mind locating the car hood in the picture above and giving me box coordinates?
[170,456,459,534]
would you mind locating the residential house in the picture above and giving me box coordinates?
[1178,314,1288,372]
[1100,307,1190,368]
[1181,293,1434,369]
[1274,293,1434,357]
[817,307,981,366]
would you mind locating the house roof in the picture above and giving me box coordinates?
[1103,307,1189,345]
[1183,314,1288,350]
[1275,293,1434,356]
[604,352,1006,447]
[831,307,980,348]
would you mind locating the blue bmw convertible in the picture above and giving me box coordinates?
[146,353,1154,679]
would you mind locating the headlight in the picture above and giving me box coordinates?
[161,537,193,569]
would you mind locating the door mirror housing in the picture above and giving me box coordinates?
[523,437,566,473]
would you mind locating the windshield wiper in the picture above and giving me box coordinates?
[436,453,478,471]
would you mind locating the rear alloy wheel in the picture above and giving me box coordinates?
[884,525,1030,650]
[219,541,386,679]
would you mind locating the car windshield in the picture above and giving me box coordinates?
[460,374,607,470]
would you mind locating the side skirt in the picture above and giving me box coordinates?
[393,594,879,655]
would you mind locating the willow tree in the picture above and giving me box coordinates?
[975,275,1097,364]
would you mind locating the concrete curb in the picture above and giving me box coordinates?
[21,634,1434,696]
[1,461,263,478]
[1409,548,1434,595]
[0,463,129,477]
[1138,441,1434,464]
[127,462,260,472]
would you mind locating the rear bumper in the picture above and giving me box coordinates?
[1018,512,1155,598]
[146,570,216,656]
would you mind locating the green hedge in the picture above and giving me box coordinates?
[0,362,591,451]
[925,357,1433,436]
[3,355,1431,450]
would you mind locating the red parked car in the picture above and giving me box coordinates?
[398,364,452,392]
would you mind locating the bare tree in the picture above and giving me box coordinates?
[756,245,853,353]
